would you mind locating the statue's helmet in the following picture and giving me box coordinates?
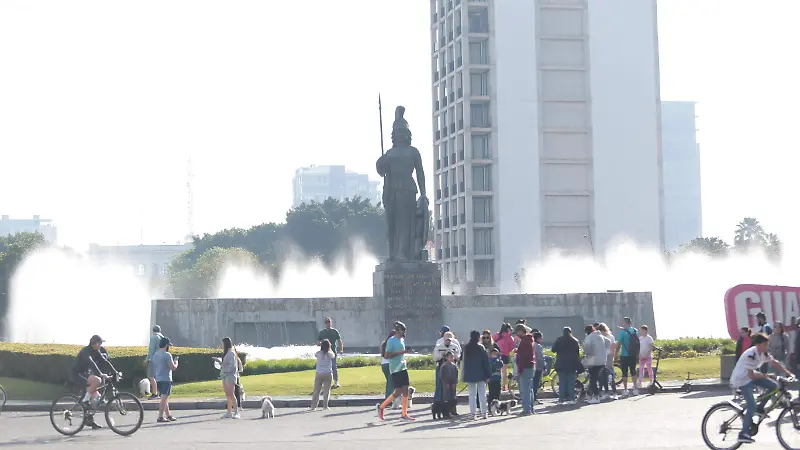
[391,106,412,144]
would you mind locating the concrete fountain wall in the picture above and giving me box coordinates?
[152,291,656,350]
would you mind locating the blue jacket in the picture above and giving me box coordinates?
[461,343,492,382]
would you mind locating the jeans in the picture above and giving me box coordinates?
[740,377,777,436]
[558,371,577,402]
[518,368,535,413]
[332,354,339,384]
[381,364,394,399]
[533,370,543,402]
[588,366,603,398]
[467,381,488,416]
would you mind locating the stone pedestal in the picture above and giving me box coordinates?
[373,261,442,348]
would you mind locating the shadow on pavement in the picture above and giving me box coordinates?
[0,436,85,448]
[322,408,375,418]
[679,391,730,400]
[308,421,387,437]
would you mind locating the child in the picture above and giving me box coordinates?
[532,331,545,405]
[638,325,655,386]
[439,351,459,415]
[487,348,504,404]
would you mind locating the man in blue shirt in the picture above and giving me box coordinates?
[614,317,640,397]
[146,325,164,400]
[376,321,415,421]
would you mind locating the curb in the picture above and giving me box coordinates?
[2,383,728,412]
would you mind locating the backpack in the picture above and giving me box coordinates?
[624,328,640,357]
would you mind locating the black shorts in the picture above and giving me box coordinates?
[501,355,510,365]
[391,370,410,388]
[620,356,637,377]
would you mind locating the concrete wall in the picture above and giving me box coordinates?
[154,291,655,349]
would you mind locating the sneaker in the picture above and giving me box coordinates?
[376,403,384,421]
[737,434,755,444]
[618,391,629,398]
[167,416,177,422]
[632,388,640,396]
[481,414,488,419]
[535,399,543,405]
[587,397,600,405]
[148,394,160,400]
[323,407,330,410]
[232,412,241,419]
[308,407,316,411]
[157,417,168,423]
[221,412,233,419]
[401,415,416,421]
[332,383,340,389]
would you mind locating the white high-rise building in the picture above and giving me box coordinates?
[0,215,58,244]
[661,101,702,250]
[292,165,381,208]
[430,0,663,292]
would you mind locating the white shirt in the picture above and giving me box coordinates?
[605,333,616,356]
[730,346,773,388]
[639,335,655,359]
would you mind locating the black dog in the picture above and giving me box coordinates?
[431,400,445,420]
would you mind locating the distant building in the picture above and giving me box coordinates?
[661,101,702,250]
[86,243,192,281]
[292,165,381,207]
[0,215,58,244]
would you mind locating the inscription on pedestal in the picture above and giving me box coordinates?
[376,263,443,347]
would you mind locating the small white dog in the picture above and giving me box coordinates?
[261,396,275,418]
[393,386,415,409]
[137,378,151,398]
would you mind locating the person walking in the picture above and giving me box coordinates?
[220,337,241,419]
[309,339,335,411]
[515,324,536,415]
[462,330,492,419]
[376,321,415,421]
[317,317,343,389]
[552,327,581,405]
[493,323,514,391]
[582,325,606,404]
[152,336,178,422]
[146,325,164,400]
[769,321,790,371]
[597,323,617,400]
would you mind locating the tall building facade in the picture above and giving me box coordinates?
[430,0,663,292]
[661,101,702,250]
[292,165,381,208]
[0,215,58,244]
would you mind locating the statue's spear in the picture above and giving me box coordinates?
[379,94,385,156]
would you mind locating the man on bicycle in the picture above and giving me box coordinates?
[730,332,794,444]
[71,336,112,409]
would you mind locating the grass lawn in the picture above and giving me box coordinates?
[0,356,722,401]
[0,376,67,401]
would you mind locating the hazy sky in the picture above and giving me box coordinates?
[1,0,798,251]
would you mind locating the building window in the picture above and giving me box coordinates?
[474,229,493,255]
[470,72,489,96]
[469,40,488,64]
[468,9,489,33]
[473,197,493,223]
[472,165,492,191]
[471,103,490,127]
[474,259,494,286]
[137,264,145,276]
[472,134,490,159]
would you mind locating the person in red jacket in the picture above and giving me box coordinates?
[514,324,536,415]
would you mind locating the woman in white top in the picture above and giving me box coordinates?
[310,339,336,410]
[220,337,241,419]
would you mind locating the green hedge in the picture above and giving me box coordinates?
[0,343,239,386]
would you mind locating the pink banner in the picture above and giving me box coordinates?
[724,284,800,339]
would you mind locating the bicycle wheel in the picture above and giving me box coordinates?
[613,364,624,386]
[105,392,144,436]
[50,395,88,436]
[701,402,744,450]
[550,372,559,396]
[0,385,6,414]
[777,407,800,449]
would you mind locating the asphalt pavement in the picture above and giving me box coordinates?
[1,391,793,449]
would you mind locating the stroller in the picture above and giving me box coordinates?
[646,347,663,395]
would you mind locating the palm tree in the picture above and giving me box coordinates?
[734,217,767,249]
[679,237,730,258]
[766,233,781,260]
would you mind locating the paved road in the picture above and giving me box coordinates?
[0,391,792,449]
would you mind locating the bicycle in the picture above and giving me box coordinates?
[49,365,143,436]
[701,376,800,449]
[0,383,6,415]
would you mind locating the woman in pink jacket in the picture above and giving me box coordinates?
[493,323,515,391]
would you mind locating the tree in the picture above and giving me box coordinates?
[0,232,47,335]
[677,237,730,258]
[734,217,767,250]
[169,247,258,298]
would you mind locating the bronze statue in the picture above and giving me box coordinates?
[376,106,428,261]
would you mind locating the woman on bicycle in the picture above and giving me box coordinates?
[493,323,514,391]
[730,333,794,444]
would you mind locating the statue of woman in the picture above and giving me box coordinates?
[376,106,428,261]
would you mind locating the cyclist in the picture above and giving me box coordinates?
[730,332,794,444]
[71,336,112,410]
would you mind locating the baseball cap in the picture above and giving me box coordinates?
[394,321,407,331]
[89,335,104,345]
[153,325,161,332]
[440,325,450,333]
